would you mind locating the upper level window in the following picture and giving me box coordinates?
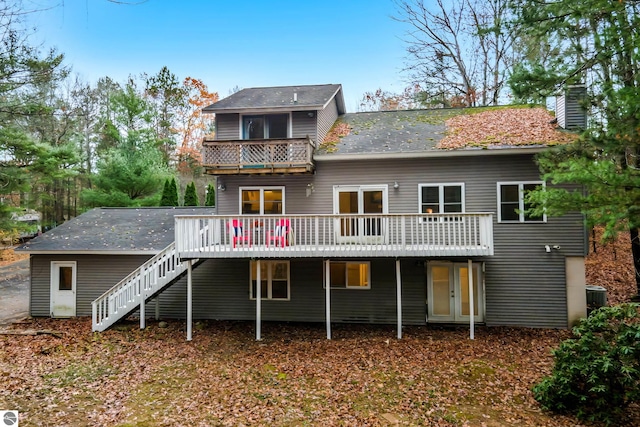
[240,187,284,215]
[497,182,546,222]
[243,114,288,139]
[419,184,465,221]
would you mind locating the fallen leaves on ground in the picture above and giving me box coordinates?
[0,247,28,266]
[2,318,638,426]
[586,226,637,305]
[437,108,577,150]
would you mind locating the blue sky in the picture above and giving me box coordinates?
[24,0,409,111]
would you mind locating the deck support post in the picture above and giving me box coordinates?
[256,259,261,341]
[325,259,331,340]
[468,259,474,340]
[155,297,160,320]
[139,265,146,330]
[396,259,402,339]
[139,275,145,330]
[187,260,193,341]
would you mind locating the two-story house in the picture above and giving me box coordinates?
[19,84,588,341]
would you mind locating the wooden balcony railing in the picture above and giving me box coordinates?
[175,213,494,259]
[202,137,314,175]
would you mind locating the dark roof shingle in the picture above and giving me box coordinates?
[203,84,344,113]
[316,106,574,156]
[17,207,215,253]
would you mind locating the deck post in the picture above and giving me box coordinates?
[468,259,474,340]
[325,259,331,339]
[155,297,160,320]
[396,259,402,339]
[139,268,146,330]
[139,285,145,330]
[187,260,193,341]
[256,260,261,341]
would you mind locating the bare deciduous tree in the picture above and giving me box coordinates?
[394,0,516,107]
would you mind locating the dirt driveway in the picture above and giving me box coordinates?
[0,258,29,326]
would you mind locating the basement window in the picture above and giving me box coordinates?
[324,261,371,289]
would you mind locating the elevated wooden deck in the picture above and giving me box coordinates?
[175,213,494,259]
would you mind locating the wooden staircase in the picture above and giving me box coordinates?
[91,242,199,332]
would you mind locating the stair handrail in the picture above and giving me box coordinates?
[92,242,183,331]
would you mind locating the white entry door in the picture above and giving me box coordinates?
[427,262,483,323]
[50,261,77,317]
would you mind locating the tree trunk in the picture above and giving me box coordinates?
[630,227,640,301]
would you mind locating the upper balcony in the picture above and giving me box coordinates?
[175,213,494,259]
[202,137,315,175]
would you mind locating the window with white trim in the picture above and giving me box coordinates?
[497,181,546,222]
[323,261,371,289]
[250,261,290,300]
[419,183,465,221]
[240,187,284,215]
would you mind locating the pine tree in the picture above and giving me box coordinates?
[510,0,640,298]
[168,177,179,206]
[159,179,171,206]
[183,182,199,206]
[205,184,216,207]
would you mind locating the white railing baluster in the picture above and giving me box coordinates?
[92,241,198,332]
[171,212,493,263]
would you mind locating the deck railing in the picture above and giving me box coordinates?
[92,242,194,332]
[175,213,494,259]
[202,137,314,174]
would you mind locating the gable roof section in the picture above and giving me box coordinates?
[203,84,345,115]
[16,207,216,255]
[315,106,576,160]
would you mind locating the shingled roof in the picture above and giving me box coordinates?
[203,84,345,114]
[315,106,576,158]
[16,207,215,254]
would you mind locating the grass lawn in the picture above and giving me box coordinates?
[1,318,638,426]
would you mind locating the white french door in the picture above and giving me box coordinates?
[333,185,388,243]
[427,262,483,323]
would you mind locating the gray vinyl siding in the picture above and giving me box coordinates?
[30,254,152,317]
[215,153,585,328]
[33,153,585,329]
[216,114,240,140]
[291,111,317,141]
[31,255,426,325]
[216,112,318,142]
[316,97,339,144]
[139,258,427,325]
[556,96,565,129]
[556,86,587,130]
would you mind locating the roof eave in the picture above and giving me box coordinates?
[314,146,551,161]
[15,249,162,256]
[321,84,345,114]
[203,105,323,114]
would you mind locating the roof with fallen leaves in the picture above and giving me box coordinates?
[316,106,577,156]
[16,207,216,254]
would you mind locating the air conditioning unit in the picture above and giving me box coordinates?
[585,285,607,314]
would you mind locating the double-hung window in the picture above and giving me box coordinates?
[419,183,465,221]
[250,261,290,300]
[240,187,284,215]
[324,261,371,289]
[497,181,545,222]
